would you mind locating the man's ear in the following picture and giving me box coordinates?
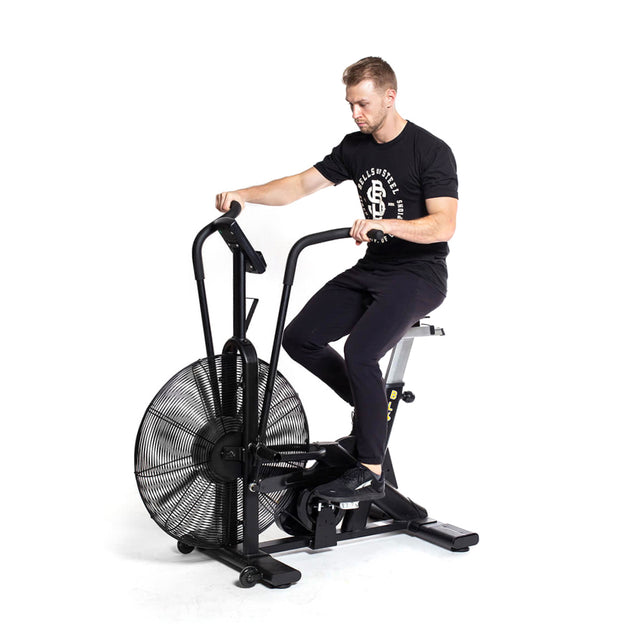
[385,88,397,108]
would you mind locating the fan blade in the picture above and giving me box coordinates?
[152,467,201,510]
[165,480,215,534]
[146,407,215,445]
[135,455,204,479]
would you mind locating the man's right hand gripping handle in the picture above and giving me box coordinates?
[216,191,245,213]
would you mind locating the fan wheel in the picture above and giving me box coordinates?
[135,356,309,549]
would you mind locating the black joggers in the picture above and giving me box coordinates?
[282,263,445,464]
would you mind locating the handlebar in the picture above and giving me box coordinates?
[195,201,383,282]
[259,224,383,438]
[283,228,350,285]
[220,200,242,220]
[193,201,267,280]
[282,227,384,285]
[192,206,237,281]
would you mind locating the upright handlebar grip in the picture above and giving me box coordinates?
[367,229,385,242]
[192,200,243,281]
[224,200,242,220]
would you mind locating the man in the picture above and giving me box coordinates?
[216,57,458,503]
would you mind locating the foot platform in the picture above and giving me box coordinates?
[408,519,479,551]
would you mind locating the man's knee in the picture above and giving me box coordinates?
[282,322,302,358]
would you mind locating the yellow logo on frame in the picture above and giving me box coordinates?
[387,390,398,421]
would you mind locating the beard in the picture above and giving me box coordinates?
[357,110,387,135]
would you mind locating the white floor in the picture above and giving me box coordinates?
[19,452,633,639]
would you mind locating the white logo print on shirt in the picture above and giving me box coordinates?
[357,167,404,243]
[366,180,387,219]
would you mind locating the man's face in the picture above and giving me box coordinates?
[346,79,392,135]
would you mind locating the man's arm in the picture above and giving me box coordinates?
[350,196,457,245]
[216,167,334,212]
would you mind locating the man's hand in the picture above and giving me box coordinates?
[216,191,246,212]
[350,219,387,245]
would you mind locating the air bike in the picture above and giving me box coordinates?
[134,201,479,589]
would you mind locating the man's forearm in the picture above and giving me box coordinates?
[381,213,455,244]
[217,167,331,212]
[238,174,304,206]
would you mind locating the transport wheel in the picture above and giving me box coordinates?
[177,540,195,554]
[239,566,262,588]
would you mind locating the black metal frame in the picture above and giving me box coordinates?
[188,202,478,588]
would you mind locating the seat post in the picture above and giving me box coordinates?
[384,320,445,386]
[382,320,445,485]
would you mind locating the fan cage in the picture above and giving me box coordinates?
[135,356,308,548]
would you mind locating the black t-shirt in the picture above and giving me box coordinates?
[314,121,458,295]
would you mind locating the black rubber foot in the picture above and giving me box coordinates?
[408,520,479,551]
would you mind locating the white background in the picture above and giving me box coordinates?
[2,0,639,637]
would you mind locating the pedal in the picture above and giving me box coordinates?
[312,501,338,549]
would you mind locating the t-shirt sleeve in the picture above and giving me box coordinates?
[314,138,351,185]
[421,143,459,199]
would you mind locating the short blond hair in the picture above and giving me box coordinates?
[342,56,397,91]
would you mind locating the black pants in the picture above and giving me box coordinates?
[283,264,445,464]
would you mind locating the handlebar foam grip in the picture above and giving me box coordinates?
[226,200,242,219]
[367,229,385,242]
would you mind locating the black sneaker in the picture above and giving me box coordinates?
[312,464,385,503]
